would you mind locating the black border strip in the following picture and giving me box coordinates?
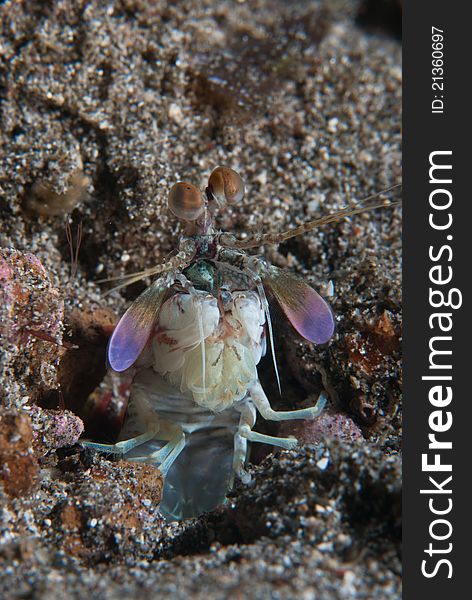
[404,3,469,596]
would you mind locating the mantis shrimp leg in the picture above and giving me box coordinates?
[249,381,327,421]
[82,420,186,476]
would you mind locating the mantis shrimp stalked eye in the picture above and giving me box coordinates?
[168,182,205,221]
[207,166,245,206]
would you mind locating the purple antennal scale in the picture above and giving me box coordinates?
[263,267,335,345]
[108,279,167,372]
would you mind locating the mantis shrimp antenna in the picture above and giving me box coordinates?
[219,183,401,250]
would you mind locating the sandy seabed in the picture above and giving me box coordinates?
[0,1,401,598]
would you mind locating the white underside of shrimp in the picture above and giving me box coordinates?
[84,277,326,520]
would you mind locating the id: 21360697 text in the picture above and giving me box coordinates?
[431,26,444,114]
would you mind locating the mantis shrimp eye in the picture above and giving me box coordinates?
[207,166,245,206]
[168,182,205,221]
